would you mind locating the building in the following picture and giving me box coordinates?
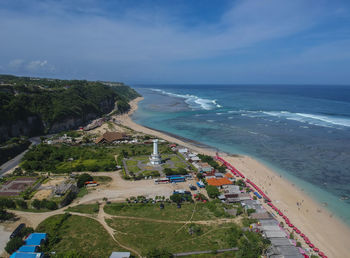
[150,139,162,165]
[54,181,78,197]
[110,252,131,258]
[10,252,43,258]
[95,132,127,144]
[197,162,213,172]
[25,233,47,246]
[207,177,233,187]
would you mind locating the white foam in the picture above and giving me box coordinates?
[262,111,350,128]
[150,88,221,110]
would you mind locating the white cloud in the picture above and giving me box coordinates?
[26,60,48,70]
[8,59,25,69]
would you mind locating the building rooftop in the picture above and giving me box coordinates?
[95,132,126,144]
[25,233,47,246]
[207,177,233,187]
[18,246,38,253]
[10,252,43,258]
[110,251,131,258]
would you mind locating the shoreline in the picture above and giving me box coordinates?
[117,97,350,257]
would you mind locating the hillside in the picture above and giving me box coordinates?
[0,75,140,143]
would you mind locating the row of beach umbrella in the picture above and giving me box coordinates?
[216,156,327,258]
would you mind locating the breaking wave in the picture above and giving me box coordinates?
[228,109,350,128]
[150,88,221,110]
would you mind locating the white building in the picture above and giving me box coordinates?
[150,139,162,165]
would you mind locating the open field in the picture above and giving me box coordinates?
[36,214,126,257]
[65,203,100,214]
[106,217,237,255]
[104,202,232,221]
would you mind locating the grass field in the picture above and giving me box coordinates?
[36,214,126,257]
[65,203,99,214]
[106,217,237,255]
[104,202,231,221]
[77,187,88,198]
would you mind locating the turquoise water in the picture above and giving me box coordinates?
[131,85,350,226]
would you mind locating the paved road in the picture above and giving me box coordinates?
[0,136,41,176]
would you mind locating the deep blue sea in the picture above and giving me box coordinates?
[131,85,350,226]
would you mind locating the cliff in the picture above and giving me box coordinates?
[0,75,140,143]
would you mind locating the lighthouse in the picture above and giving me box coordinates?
[150,139,162,165]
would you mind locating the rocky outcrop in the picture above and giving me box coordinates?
[0,116,44,143]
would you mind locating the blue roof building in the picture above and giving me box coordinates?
[10,252,43,258]
[18,246,38,253]
[25,233,47,246]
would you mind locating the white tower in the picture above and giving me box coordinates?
[150,139,162,165]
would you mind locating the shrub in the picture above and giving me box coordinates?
[247,208,256,216]
[0,208,15,221]
[5,237,24,254]
[16,199,28,209]
[77,173,93,188]
[32,199,41,209]
[0,198,16,209]
[205,185,220,199]
[146,248,173,258]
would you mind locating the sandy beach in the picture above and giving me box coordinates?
[116,97,350,258]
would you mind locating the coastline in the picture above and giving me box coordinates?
[117,97,350,257]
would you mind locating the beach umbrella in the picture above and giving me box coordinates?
[289,224,294,227]
[305,240,310,244]
[309,243,315,248]
[313,248,319,252]
[318,252,324,256]
[300,233,305,237]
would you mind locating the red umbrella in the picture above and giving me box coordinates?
[300,233,305,237]
[313,248,319,252]
[318,252,324,256]
[309,243,315,248]
[305,240,310,244]
[289,224,294,227]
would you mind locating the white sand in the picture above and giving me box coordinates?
[115,97,350,258]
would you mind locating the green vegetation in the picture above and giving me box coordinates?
[104,202,231,221]
[170,193,192,203]
[21,144,116,173]
[76,173,93,188]
[106,216,268,257]
[205,185,220,199]
[65,203,99,214]
[198,154,225,172]
[31,198,58,210]
[5,237,24,254]
[37,214,126,257]
[5,226,33,254]
[0,137,31,165]
[0,74,140,143]
[77,187,88,198]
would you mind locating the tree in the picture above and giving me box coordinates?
[77,173,93,188]
[170,193,182,203]
[46,201,58,210]
[205,185,220,199]
[32,199,41,209]
[146,248,173,258]
[5,237,24,254]
[196,173,204,179]
[177,168,187,175]
[0,208,15,221]
[16,199,28,209]
[0,198,16,209]
[247,208,256,216]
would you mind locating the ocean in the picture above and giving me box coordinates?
[131,85,350,226]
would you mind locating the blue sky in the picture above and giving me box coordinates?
[1,0,350,84]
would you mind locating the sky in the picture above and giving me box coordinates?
[1,0,350,84]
